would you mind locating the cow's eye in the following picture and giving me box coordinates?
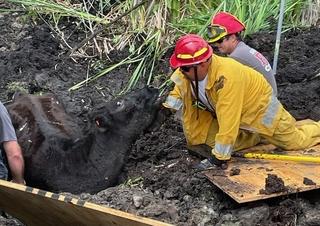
[116,100,124,107]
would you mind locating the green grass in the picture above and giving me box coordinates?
[5,0,315,94]
[7,0,109,24]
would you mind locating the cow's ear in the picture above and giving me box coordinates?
[95,117,108,132]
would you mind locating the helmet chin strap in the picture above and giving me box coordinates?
[194,66,200,119]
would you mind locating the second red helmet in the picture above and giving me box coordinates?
[207,12,245,43]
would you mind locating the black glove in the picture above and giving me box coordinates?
[194,155,227,171]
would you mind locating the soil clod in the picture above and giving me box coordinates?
[259,174,288,195]
[229,167,240,176]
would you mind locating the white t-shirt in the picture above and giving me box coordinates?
[191,75,214,111]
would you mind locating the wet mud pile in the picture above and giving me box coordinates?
[1,11,320,226]
[259,174,288,195]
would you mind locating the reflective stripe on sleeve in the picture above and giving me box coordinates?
[171,73,183,86]
[212,143,233,160]
[163,96,183,111]
[262,94,280,127]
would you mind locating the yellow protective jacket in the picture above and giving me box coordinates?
[163,54,282,160]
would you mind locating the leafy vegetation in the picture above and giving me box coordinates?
[4,0,318,93]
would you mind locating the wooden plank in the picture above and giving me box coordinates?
[204,144,320,203]
[0,180,172,226]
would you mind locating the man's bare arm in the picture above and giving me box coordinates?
[3,140,25,184]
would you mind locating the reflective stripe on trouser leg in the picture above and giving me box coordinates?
[262,109,320,150]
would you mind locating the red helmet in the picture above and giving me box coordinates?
[207,12,245,43]
[170,34,213,69]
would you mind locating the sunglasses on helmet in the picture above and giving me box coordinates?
[207,25,228,43]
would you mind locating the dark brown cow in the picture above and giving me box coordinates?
[6,87,161,194]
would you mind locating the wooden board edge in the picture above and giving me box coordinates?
[0,180,173,226]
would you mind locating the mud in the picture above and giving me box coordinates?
[230,167,241,176]
[1,10,320,226]
[259,174,288,195]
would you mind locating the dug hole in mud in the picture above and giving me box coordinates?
[1,11,320,226]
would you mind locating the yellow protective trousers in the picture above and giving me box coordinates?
[261,108,320,150]
[190,108,320,157]
[205,118,260,151]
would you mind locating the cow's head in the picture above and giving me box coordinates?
[92,87,161,136]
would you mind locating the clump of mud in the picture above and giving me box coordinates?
[230,167,240,176]
[259,174,288,195]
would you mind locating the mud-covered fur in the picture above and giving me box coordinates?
[6,87,160,194]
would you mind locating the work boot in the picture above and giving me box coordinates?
[193,155,227,171]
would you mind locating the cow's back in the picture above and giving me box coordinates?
[3,88,161,194]
[6,94,82,185]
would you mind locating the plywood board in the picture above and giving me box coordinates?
[0,180,172,226]
[204,144,320,203]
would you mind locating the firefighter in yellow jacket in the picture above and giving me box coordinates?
[163,34,320,169]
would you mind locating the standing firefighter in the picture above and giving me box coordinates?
[207,12,278,96]
[163,34,320,169]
